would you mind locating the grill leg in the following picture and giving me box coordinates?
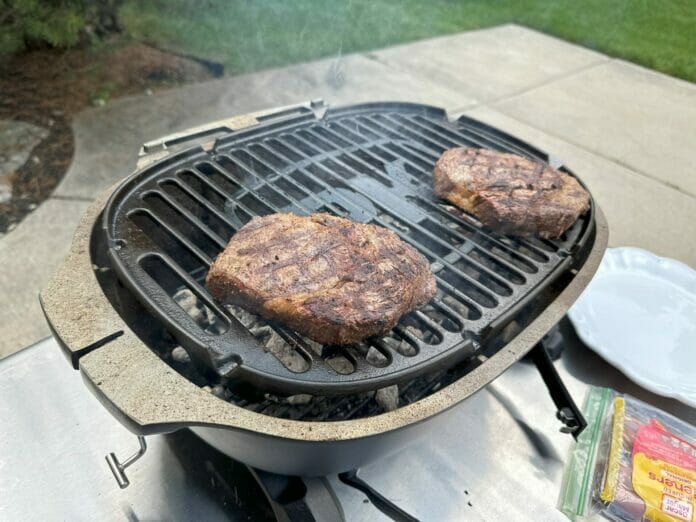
[251,469,345,522]
[529,342,587,439]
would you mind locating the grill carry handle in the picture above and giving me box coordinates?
[137,99,327,167]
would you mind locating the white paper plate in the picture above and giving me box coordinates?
[568,247,696,407]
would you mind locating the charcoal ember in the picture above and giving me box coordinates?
[326,356,354,374]
[442,294,472,317]
[286,394,313,405]
[366,346,389,367]
[204,310,227,335]
[264,330,288,353]
[211,384,230,400]
[263,393,281,403]
[225,304,260,329]
[382,336,416,357]
[251,325,309,372]
[303,338,324,357]
[379,212,410,233]
[173,289,209,326]
[397,340,417,356]
[375,385,399,412]
[170,289,226,334]
[421,304,441,320]
[171,346,191,364]
[405,325,424,339]
[381,336,399,351]
[420,304,454,333]
[430,261,444,273]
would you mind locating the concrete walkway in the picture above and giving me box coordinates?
[1,24,694,358]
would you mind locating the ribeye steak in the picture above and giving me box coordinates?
[433,147,590,238]
[206,213,436,345]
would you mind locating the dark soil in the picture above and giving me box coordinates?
[0,39,220,233]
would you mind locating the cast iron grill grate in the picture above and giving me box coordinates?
[103,102,594,394]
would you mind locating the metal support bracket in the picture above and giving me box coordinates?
[105,435,147,489]
[529,343,587,439]
[339,470,419,522]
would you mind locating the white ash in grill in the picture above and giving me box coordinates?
[366,346,389,367]
[286,394,313,405]
[173,288,226,334]
[154,337,459,422]
[382,335,417,357]
[405,324,424,339]
[301,337,323,356]
[211,384,231,400]
[225,304,258,329]
[375,385,400,412]
[249,325,310,373]
[442,293,473,319]
[325,355,354,375]
[171,346,191,364]
[164,285,461,419]
[378,212,410,233]
[201,384,232,400]
[430,261,444,274]
[401,318,439,344]
[420,304,457,333]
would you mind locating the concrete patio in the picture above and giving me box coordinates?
[1,24,694,359]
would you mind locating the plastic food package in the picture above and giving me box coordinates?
[559,387,696,521]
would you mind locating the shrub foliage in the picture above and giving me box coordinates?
[1,0,121,55]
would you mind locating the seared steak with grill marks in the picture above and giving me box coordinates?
[206,213,436,345]
[433,147,590,238]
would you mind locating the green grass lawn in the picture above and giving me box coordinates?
[121,0,696,83]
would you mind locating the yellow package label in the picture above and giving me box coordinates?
[631,421,696,522]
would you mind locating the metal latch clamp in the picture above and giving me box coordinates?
[105,435,147,489]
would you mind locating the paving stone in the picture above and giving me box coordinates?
[494,60,696,197]
[370,24,607,106]
[0,119,49,203]
[0,198,90,358]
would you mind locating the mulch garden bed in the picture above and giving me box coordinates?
[0,39,220,233]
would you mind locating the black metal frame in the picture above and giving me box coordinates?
[102,102,596,395]
[530,342,587,439]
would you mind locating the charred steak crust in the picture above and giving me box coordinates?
[205,213,436,345]
[433,147,590,239]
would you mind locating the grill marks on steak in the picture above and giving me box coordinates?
[433,147,590,239]
[205,213,436,345]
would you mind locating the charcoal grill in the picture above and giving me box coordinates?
[101,100,594,394]
[41,100,607,485]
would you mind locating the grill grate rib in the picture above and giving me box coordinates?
[103,103,595,394]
